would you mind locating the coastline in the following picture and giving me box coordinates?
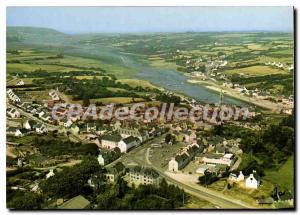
[187,79,285,111]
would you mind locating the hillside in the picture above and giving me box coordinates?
[7,26,71,45]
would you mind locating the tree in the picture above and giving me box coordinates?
[7,192,43,209]
[83,99,90,107]
[165,133,172,143]
[40,156,101,199]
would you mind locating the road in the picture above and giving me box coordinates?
[109,135,252,209]
[7,103,85,143]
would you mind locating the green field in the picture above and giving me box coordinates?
[90,97,145,104]
[117,79,156,89]
[224,65,287,77]
[263,156,294,192]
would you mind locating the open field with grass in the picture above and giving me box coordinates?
[7,63,81,73]
[89,97,145,104]
[117,79,157,89]
[7,77,42,85]
[148,55,178,70]
[224,65,287,77]
[223,180,274,208]
[264,156,294,192]
[74,75,108,80]
[7,48,137,78]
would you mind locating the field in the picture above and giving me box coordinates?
[223,65,287,77]
[263,156,294,192]
[117,79,156,89]
[7,48,137,78]
[7,63,79,73]
[90,97,145,104]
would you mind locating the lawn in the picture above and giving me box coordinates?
[74,75,108,80]
[7,77,42,85]
[224,65,287,77]
[263,156,294,192]
[246,43,270,51]
[89,97,145,104]
[147,56,178,70]
[117,79,156,89]
[7,63,81,73]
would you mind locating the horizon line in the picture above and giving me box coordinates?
[7,25,294,35]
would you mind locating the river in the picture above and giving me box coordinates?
[118,54,249,106]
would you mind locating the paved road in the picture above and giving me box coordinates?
[143,153,251,209]
[7,103,85,143]
[114,136,252,209]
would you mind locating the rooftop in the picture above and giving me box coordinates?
[58,195,90,209]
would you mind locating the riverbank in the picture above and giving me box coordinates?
[187,79,286,111]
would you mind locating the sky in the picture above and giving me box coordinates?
[7,7,294,34]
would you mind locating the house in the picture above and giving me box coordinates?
[7,127,27,137]
[23,120,37,130]
[46,168,55,179]
[49,89,60,101]
[101,133,122,150]
[86,123,98,133]
[41,113,51,122]
[70,124,80,135]
[129,166,161,186]
[183,130,197,143]
[6,107,20,118]
[228,171,244,182]
[58,195,90,209]
[37,110,45,118]
[216,145,226,155]
[202,153,235,167]
[16,79,25,86]
[105,162,126,183]
[7,89,21,102]
[36,123,48,134]
[97,154,105,166]
[168,141,204,172]
[196,165,210,174]
[17,158,24,167]
[64,119,73,128]
[118,136,140,153]
[168,153,190,172]
[88,172,106,189]
[115,125,149,142]
[245,170,260,189]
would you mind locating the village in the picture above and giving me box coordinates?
[6,77,293,209]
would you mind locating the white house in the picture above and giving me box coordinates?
[245,171,260,189]
[101,133,122,150]
[16,80,25,86]
[46,168,55,179]
[7,127,27,137]
[97,154,105,166]
[202,153,235,167]
[64,119,73,128]
[7,89,21,102]
[118,136,140,153]
[23,120,36,130]
[6,107,20,118]
[129,166,161,186]
[36,123,48,134]
[49,89,60,101]
[183,130,197,143]
[168,153,190,172]
[38,110,45,118]
[229,171,244,182]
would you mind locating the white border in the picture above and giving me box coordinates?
[1,1,298,215]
